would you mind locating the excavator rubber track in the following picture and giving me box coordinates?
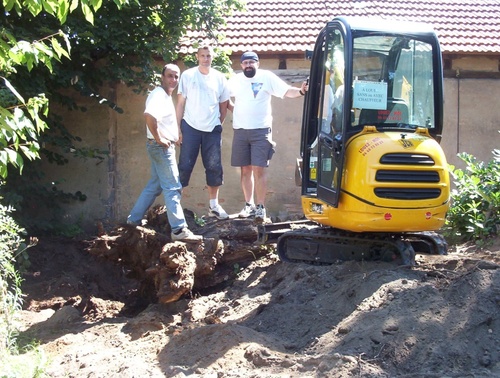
[258,222,447,266]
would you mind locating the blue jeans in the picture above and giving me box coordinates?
[127,139,187,232]
[178,120,224,187]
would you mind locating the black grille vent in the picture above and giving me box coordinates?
[376,170,440,183]
[380,153,435,165]
[374,188,441,200]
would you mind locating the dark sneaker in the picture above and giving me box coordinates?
[171,228,203,242]
[238,203,256,218]
[209,204,229,219]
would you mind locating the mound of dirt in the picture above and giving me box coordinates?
[16,226,500,377]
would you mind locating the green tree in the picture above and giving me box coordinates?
[0,0,131,364]
[0,0,243,362]
[1,0,134,179]
[1,0,243,233]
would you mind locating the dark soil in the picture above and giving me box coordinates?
[17,226,500,377]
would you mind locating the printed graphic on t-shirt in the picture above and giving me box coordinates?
[251,82,263,98]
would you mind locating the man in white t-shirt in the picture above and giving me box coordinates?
[228,51,308,222]
[127,64,201,242]
[176,45,230,220]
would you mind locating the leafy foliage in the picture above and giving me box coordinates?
[1,0,243,233]
[0,203,34,352]
[0,0,247,368]
[4,0,243,107]
[0,0,130,367]
[445,148,500,242]
[0,0,119,179]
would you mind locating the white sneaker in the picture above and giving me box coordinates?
[126,218,147,226]
[171,228,202,242]
[255,205,266,222]
[238,203,256,218]
[209,204,229,219]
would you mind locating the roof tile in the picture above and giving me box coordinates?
[181,0,500,55]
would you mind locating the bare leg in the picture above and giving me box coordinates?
[207,185,219,201]
[253,166,267,206]
[240,166,254,203]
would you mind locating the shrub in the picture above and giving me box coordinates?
[445,149,500,242]
[0,201,47,375]
[0,203,28,352]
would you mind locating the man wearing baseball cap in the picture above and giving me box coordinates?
[228,51,308,222]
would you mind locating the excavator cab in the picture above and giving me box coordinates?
[261,17,449,265]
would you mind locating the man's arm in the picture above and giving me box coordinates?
[219,100,229,124]
[284,80,309,98]
[176,94,186,144]
[145,113,171,148]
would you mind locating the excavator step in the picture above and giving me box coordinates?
[257,220,318,244]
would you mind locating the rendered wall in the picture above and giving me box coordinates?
[40,57,500,233]
[442,78,499,168]
[115,69,309,226]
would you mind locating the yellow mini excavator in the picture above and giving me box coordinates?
[259,17,450,265]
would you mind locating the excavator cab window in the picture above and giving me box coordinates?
[351,36,436,132]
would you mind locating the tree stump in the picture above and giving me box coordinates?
[86,207,272,303]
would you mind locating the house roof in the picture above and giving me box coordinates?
[182,0,500,56]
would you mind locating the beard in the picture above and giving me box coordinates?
[243,67,256,78]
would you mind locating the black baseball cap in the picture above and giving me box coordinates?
[240,51,259,62]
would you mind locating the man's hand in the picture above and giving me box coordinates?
[158,137,173,148]
[301,80,309,94]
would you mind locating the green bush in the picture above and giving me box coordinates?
[0,203,26,352]
[445,149,500,242]
[0,202,46,376]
